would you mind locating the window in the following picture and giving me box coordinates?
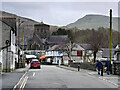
[117,53,120,61]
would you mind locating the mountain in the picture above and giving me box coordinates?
[1,11,38,38]
[67,14,119,31]
[0,11,59,44]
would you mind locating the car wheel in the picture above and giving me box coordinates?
[38,66,41,69]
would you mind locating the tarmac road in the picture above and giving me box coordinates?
[24,65,118,89]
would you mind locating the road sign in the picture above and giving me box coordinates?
[58,51,62,55]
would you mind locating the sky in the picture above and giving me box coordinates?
[1,1,119,26]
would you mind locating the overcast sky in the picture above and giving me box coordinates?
[1,2,119,26]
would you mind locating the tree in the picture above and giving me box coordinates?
[61,43,77,60]
[52,28,73,41]
[86,29,108,62]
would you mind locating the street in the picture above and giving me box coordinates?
[23,65,118,89]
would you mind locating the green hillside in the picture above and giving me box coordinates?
[67,14,119,31]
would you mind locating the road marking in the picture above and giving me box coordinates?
[33,72,35,77]
[20,76,28,89]
[22,76,28,89]
[13,72,27,90]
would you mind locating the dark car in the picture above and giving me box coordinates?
[30,59,41,69]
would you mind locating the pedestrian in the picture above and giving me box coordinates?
[105,58,112,75]
[27,59,29,65]
[96,60,103,76]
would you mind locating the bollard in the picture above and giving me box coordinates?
[101,65,103,76]
[78,64,80,71]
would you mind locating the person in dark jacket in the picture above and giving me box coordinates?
[105,58,112,75]
[96,60,103,75]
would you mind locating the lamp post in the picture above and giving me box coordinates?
[5,40,10,72]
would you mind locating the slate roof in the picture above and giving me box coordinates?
[79,44,93,50]
[101,48,116,58]
[47,35,69,44]
[0,17,17,35]
[47,44,65,51]
[0,17,16,30]
[34,22,49,27]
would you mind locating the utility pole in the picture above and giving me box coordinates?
[17,19,20,68]
[110,9,112,62]
[69,40,71,60]
[22,27,25,67]
[17,19,24,68]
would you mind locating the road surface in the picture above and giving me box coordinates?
[24,65,118,89]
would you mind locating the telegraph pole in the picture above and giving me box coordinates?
[22,27,25,67]
[17,19,20,68]
[110,9,112,62]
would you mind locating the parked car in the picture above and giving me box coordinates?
[30,59,41,69]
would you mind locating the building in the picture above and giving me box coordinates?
[0,17,17,72]
[34,22,50,39]
[27,22,50,50]
[27,22,69,51]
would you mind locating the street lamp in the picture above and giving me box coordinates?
[5,40,10,72]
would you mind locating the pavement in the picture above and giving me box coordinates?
[59,65,119,87]
[0,64,30,90]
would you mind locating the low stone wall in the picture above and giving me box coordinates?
[69,62,96,71]
[65,62,119,75]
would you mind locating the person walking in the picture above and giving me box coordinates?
[105,58,112,75]
[96,60,103,76]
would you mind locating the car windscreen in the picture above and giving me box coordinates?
[32,61,39,63]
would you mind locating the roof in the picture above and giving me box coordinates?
[79,44,92,50]
[0,17,17,36]
[101,48,116,58]
[0,17,16,30]
[34,22,49,27]
[47,35,69,44]
[47,44,64,51]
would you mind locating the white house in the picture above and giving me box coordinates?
[63,43,85,65]
[45,45,63,64]
[0,17,17,71]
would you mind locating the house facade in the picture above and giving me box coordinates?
[0,17,17,71]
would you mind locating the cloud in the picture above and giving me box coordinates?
[1,2,118,26]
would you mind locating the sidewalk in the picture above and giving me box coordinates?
[59,65,119,87]
[1,64,30,90]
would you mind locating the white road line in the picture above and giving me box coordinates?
[13,72,27,90]
[22,76,28,89]
[20,76,28,89]
[33,72,35,77]
[20,76,27,89]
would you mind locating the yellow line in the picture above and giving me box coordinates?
[22,76,28,89]
[20,76,28,89]
[13,72,27,90]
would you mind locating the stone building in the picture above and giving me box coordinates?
[34,22,50,39]
[27,22,69,52]
[27,22,50,50]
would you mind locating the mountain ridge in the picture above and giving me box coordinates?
[67,14,119,31]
